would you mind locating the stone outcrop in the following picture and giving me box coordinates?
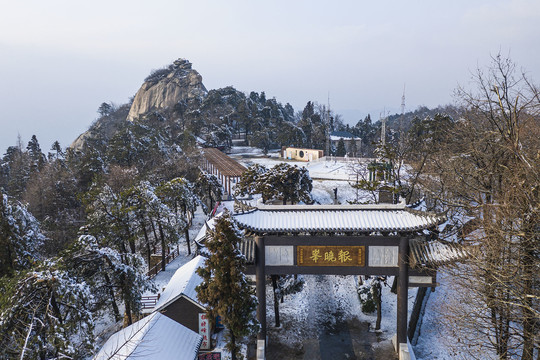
[127,58,207,121]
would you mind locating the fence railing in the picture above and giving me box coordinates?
[141,295,160,310]
[147,247,180,279]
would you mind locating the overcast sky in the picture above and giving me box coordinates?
[1,0,539,152]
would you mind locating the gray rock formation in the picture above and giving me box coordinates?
[127,59,207,121]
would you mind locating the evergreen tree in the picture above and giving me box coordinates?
[336,138,346,157]
[83,184,158,324]
[349,137,358,157]
[0,261,95,359]
[196,172,223,213]
[157,177,198,255]
[3,137,31,198]
[235,163,312,205]
[97,102,113,117]
[196,212,258,360]
[48,140,64,163]
[26,135,46,173]
[0,191,45,276]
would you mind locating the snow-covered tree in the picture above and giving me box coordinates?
[0,261,95,359]
[196,212,258,360]
[0,192,45,276]
[26,135,46,173]
[196,172,223,213]
[1,137,31,198]
[83,185,160,324]
[157,177,198,254]
[336,138,346,157]
[235,163,312,205]
[64,234,155,325]
[271,275,304,327]
[357,276,388,330]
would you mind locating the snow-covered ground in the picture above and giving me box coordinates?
[233,151,374,182]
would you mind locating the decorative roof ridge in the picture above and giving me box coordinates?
[254,203,409,211]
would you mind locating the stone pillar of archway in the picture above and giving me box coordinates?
[397,235,410,347]
[255,236,266,360]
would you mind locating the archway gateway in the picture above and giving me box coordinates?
[233,203,449,360]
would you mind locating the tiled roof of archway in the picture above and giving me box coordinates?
[233,203,445,235]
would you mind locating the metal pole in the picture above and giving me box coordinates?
[397,236,409,346]
[255,236,266,360]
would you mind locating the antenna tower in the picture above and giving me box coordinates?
[380,110,387,146]
[401,84,406,116]
[325,92,331,156]
[399,84,406,146]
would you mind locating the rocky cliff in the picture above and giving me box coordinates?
[127,59,207,121]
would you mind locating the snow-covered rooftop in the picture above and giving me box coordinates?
[203,147,246,176]
[154,255,206,312]
[330,130,360,140]
[410,239,470,267]
[94,312,202,360]
[233,203,444,234]
[194,218,216,243]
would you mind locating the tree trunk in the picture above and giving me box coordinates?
[150,218,159,253]
[374,281,382,331]
[208,188,213,212]
[104,272,121,322]
[230,332,237,360]
[272,275,280,327]
[182,205,191,255]
[124,291,133,326]
[185,227,191,255]
[140,218,151,266]
[50,292,63,325]
[521,277,535,360]
[158,221,166,272]
[390,276,398,294]
[126,226,136,254]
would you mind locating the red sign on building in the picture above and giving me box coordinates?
[198,313,210,350]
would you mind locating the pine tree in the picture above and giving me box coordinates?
[196,172,223,213]
[0,191,45,276]
[196,212,258,360]
[349,137,358,157]
[157,177,198,255]
[26,135,46,173]
[336,138,346,157]
[0,265,95,359]
[235,163,312,204]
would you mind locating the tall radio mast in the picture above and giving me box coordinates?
[325,92,331,156]
[399,84,406,146]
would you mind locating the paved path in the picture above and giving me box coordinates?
[263,275,398,360]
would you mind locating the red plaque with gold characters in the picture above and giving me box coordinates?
[297,246,365,266]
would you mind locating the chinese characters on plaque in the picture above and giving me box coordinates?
[198,313,210,350]
[297,246,365,266]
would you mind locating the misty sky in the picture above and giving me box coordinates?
[1,0,539,152]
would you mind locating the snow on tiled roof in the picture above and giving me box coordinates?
[233,203,444,234]
[410,239,470,267]
[194,218,216,243]
[94,312,202,360]
[330,130,358,139]
[203,147,246,176]
[154,255,206,312]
